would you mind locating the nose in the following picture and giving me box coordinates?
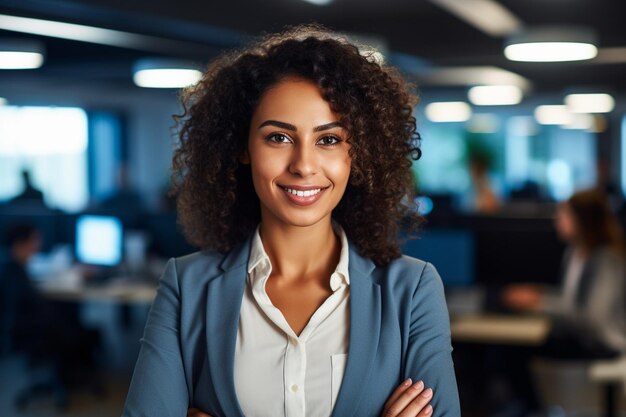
[288,142,317,177]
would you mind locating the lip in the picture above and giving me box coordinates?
[278,184,329,206]
[278,184,329,191]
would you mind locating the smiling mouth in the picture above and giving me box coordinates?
[281,187,324,197]
[278,185,330,205]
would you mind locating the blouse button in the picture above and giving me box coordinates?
[291,384,299,392]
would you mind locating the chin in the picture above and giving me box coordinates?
[267,209,333,229]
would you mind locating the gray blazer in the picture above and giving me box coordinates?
[553,246,626,352]
[123,233,460,417]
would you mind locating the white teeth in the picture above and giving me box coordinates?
[284,187,322,197]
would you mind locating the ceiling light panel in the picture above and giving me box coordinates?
[565,93,615,113]
[468,85,523,105]
[534,105,573,125]
[133,59,202,88]
[425,102,472,123]
[0,39,44,69]
[561,113,595,130]
[505,27,598,62]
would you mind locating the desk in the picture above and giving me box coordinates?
[451,314,551,346]
[450,314,553,416]
[38,279,157,304]
[37,277,157,369]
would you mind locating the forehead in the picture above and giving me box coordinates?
[251,77,340,127]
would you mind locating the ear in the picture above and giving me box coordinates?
[238,149,250,164]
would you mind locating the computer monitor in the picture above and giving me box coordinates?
[401,229,475,287]
[75,214,123,266]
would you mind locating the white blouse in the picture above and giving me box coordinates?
[561,249,585,313]
[234,224,350,417]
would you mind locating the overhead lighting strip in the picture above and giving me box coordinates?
[429,0,523,37]
[0,13,200,53]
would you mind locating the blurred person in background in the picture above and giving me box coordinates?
[500,189,626,415]
[461,149,502,215]
[0,223,102,408]
[504,188,626,357]
[7,169,48,209]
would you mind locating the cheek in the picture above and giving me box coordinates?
[250,162,275,193]
[326,154,352,185]
[249,152,289,201]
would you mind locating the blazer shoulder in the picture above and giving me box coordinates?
[381,254,441,291]
[169,250,228,285]
[385,254,432,277]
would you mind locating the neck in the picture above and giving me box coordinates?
[258,216,340,282]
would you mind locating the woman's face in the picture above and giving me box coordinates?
[243,76,352,229]
[555,202,577,242]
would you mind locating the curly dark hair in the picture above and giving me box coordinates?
[171,23,423,266]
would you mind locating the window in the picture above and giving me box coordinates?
[413,111,597,203]
[0,106,89,212]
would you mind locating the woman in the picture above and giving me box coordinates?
[505,188,626,356]
[501,188,626,414]
[123,24,459,417]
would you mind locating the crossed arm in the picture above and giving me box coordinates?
[187,379,435,417]
[123,260,458,417]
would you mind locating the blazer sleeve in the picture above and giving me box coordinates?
[404,262,461,417]
[123,258,190,417]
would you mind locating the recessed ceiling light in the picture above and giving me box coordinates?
[301,0,334,5]
[534,105,573,125]
[565,93,615,113]
[561,113,595,130]
[468,85,523,105]
[505,27,598,62]
[0,39,44,69]
[133,59,202,88]
[425,102,472,123]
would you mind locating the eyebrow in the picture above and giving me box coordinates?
[313,122,343,132]
[258,120,343,132]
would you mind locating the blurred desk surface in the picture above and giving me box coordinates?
[451,314,551,346]
[38,279,157,304]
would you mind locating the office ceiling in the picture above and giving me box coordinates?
[0,0,625,97]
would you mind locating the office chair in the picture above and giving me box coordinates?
[12,315,105,410]
[1,297,69,410]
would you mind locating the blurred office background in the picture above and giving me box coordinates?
[1,0,626,416]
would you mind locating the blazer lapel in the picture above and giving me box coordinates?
[331,242,381,417]
[204,236,252,417]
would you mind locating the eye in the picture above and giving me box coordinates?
[266,133,292,144]
[317,135,341,146]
